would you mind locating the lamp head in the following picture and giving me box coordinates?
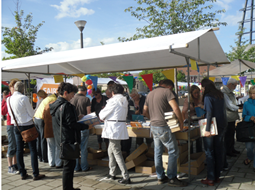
[75,20,87,32]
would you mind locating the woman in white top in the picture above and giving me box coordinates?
[99,83,131,184]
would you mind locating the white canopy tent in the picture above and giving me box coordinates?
[2,28,229,81]
[208,59,255,76]
[1,28,230,180]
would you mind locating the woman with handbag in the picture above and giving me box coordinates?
[200,79,227,186]
[50,82,88,190]
[242,86,255,172]
[7,81,45,180]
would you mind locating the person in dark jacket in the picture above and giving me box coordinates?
[200,79,227,186]
[50,82,88,190]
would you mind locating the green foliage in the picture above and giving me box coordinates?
[30,79,36,85]
[1,86,10,93]
[226,26,255,74]
[118,0,227,42]
[2,7,52,60]
[139,69,166,85]
[177,70,186,82]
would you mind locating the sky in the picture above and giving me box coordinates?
[1,0,253,60]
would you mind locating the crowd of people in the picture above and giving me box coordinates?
[1,77,255,190]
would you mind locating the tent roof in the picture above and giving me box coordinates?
[208,59,255,76]
[1,28,229,81]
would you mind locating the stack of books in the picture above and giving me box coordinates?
[165,112,180,133]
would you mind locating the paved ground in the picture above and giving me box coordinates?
[1,125,255,190]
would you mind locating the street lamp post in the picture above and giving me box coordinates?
[74,20,87,48]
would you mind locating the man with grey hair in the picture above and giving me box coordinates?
[7,81,45,180]
[222,78,240,157]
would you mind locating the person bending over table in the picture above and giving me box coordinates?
[91,88,109,150]
[129,88,152,148]
[182,85,203,153]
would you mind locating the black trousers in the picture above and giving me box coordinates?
[63,159,76,190]
[121,137,132,155]
[34,118,48,162]
[225,121,236,154]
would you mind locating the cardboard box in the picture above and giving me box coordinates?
[179,162,205,175]
[87,148,105,159]
[146,147,154,158]
[125,143,148,162]
[174,128,199,140]
[126,154,147,170]
[97,158,109,167]
[127,127,152,138]
[162,150,188,165]
[95,128,103,135]
[1,120,7,126]
[89,125,96,135]
[178,143,188,153]
[135,161,156,174]
[2,151,7,158]
[181,152,206,167]
[2,145,8,152]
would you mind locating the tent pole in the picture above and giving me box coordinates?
[28,73,32,105]
[65,75,67,82]
[174,68,178,95]
[207,65,210,77]
[185,57,191,182]
[239,60,241,96]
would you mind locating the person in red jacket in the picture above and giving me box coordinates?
[1,79,20,174]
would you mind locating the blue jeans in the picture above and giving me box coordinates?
[245,142,255,168]
[14,125,39,177]
[75,129,89,171]
[7,125,16,157]
[203,131,224,180]
[151,126,179,179]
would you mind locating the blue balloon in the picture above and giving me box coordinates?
[86,75,91,80]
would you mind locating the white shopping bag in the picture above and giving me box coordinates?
[198,117,218,137]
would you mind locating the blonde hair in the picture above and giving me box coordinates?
[37,90,47,98]
[130,88,138,95]
[248,86,255,98]
[190,85,201,103]
[9,79,20,88]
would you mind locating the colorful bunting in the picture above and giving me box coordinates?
[89,76,98,90]
[122,76,134,92]
[209,77,215,82]
[251,79,255,85]
[231,75,240,81]
[239,76,247,87]
[75,74,84,78]
[141,74,153,91]
[190,59,197,71]
[221,77,229,86]
[54,75,64,83]
[161,69,175,82]
[196,62,200,72]
[109,76,117,82]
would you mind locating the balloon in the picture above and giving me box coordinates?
[86,75,91,80]
[33,93,37,98]
[81,76,87,82]
[33,97,38,103]
[86,79,92,85]
[87,89,92,95]
[87,85,92,89]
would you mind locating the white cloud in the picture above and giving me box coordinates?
[215,0,235,11]
[221,11,242,26]
[51,0,95,19]
[99,37,116,44]
[45,38,93,52]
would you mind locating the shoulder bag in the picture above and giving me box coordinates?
[236,120,255,142]
[8,98,38,142]
[59,105,80,160]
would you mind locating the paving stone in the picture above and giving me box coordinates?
[109,184,133,189]
[31,185,54,190]
[1,184,15,190]
[232,177,253,184]
[79,186,96,190]
[239,183,255,190]
[79,179,100,187]
[46,180,62,187]
[217,181,241,189]
[10,184,34,190]
[227,172,245,178]
[92,182,116,189]
[27,179,54,187]
[194,185,217,190]
[2,178,12,184]
[73,176,86,183]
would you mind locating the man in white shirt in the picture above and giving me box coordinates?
[7,81,45,181]
[221,78,240,157]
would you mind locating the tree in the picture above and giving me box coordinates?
[139,69,166,84]
[118,0,227,42]
[226,26,255,73]
[2,1,52,60]
[177,70,186,82]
